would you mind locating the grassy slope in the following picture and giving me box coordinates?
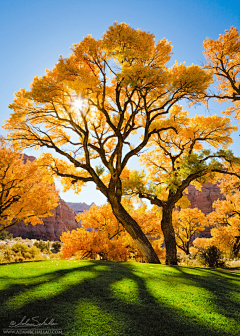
[0,260,239,336]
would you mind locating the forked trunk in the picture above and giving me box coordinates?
[161,206,178,265]
[110,198,160,264]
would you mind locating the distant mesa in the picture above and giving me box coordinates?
[66,202,95,213]
[21,153,36,163]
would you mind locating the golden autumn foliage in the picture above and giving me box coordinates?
[194,174,240,257]
[61,202,133,261]
[5,23,240,264]
[0,139,59,233]
[203,26,240,118]
[61,201,164,261]
[123,106,239,264]
[173,208,207,255]
[3,22,214,264]
[140,107,237,199]
[61,228,132,261]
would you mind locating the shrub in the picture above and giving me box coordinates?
[2,247,15,263]
[51,241,62,254]
[178,253,204,267]
[34,240,50,253]
[11,242,41,260]
[0,231,13,240]
[201,245,224,268]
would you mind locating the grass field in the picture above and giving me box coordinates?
[0,260,240,336]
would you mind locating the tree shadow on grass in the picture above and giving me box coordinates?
[172,266,240,333]
[0,261,240,336]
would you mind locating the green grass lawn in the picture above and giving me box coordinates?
[0,260,240,336]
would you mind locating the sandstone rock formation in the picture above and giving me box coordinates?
[66,202,95,213]
[187,182,224,215]
[7,198,81,241]
[186,182,225,238]
[21,153,36,163]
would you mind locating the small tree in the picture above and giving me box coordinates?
[202,175,240,257]
[173,208,207,255]
[0,139,59,233]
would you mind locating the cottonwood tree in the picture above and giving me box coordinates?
[4,22,212,263]
[124,107,239,264]
[0,139,59,233]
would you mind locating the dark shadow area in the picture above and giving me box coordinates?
[0,261,240,336]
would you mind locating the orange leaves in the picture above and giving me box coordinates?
[4,22,216,181]
[187,115,237,149]
[203,27,240,117]
[173,208,207,254]
[61,203,132,261]
[61,201,164,261]
[0,140,59,232]
[61,228,131,261]
[193,174,240,256]
[76,203,121,235]
[203,27,240,69]
[103,22,158,63]
[140,106,237,200]
[170,62,213,99]
[39,152,91,194]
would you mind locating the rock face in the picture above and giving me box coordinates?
[66,202,95,213]
[21,153,36,163]
[7,198,82,241]
[187,182,225,215]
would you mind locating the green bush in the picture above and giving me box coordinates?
[34,240,50,253]
[0,231,13,240]
[11,242,41,260]
[2,247,14,263]
[201,246,224,268]
[51,241,62,254]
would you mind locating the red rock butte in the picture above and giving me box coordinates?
[187,182,224,215]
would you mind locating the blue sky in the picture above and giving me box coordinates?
[0,0,239,205]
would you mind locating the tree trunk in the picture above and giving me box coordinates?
[233,236,240,258]
[161,206,178,265]
[109,197,160,264]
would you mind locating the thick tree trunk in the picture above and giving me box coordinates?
[161,206,178,265]
[233,236,240,257]
[109,198,160,264]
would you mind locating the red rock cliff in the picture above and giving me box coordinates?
[7,198,81,241]
[187,182,225,215]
